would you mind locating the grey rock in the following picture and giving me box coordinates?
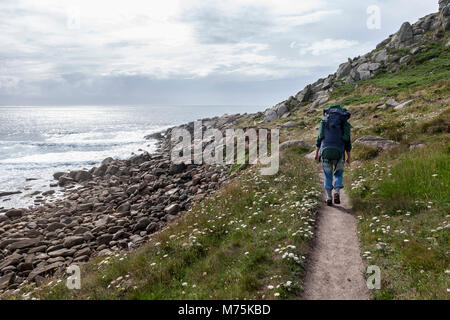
[117,202,131,213]
[7,238,41,250]
[354,136,400,151]
[47,248,76,257]
[63,236,85,248]
[399,55,411,64]
[394,99,415,110]
[53,172,66,180]
[146,222,160,234]
[373,49,388,63]
[5,209,23,219]
[97,234,113,245]
[279,140,312,151]
[28,262,64,281]
[46,222,65,232]
[389,22,413,48]
[282,121,299,128]
[164,203,180,215]
[0,273,15,290]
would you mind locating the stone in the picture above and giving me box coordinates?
[389,22,413,48]
[279,140,312,151]
[440,0,450,30]
[373,49,388,63]
[354,136,400,151]
[58,175,74,186]
[117,202,131,213]
[133,218,150,232]
[146,222,160,233]
[63,236,85,248]
[47,248,76,257]
[394,99,415,110]
[164,203,180,215]
[47,222,65,232]
[0,273,15,290]
[53,172,66,180]
[74,170,92,182]
[336,61,352,78]
[27,262,64,281]
[399,55,411,64]
[78,203,93,212]
[385,99,400,108]
[169,163,186,175]
[5,209,23,219]
[97,234,113,245]
[0,191,22,197]
[358,70,371,80]
[7,238,41,250]
[105,165,119,176]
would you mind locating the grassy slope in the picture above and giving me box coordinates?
[241,31,450,299]
[8,147,320,300]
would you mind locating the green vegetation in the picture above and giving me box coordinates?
[330,37,450,106]
[9,147,320,300]
[348,143,449,299]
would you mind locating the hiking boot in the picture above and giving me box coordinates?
[334,193,340,204]
[326,199,333,206]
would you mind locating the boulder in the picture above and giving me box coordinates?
[164,203,180,215]
[336,61,352,78]
[354,136,400,151]
[74,170,93,182]
[439,0,450,30]
[53,172,66,180]
[47,248,76,257]
[389,22,413,48]
[63,236,85,248]
[27,262,64,281]
[47,222,65,232]
[394,99,415,110]
[117,202,131,213]
[0,273,15,290]
[279,140,312,150]
[5,209,23,219]
[133,218,150,232]
[58,175,74,186]
[0,191,22,198]
[97,234,113,245]
[7,238,41,250]
[373,49,388,63]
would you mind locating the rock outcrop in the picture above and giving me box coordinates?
[259,2,447,122]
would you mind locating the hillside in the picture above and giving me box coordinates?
[1,2,448,300]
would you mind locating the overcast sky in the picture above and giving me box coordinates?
[0,0,438,107]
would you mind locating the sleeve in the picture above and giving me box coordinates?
[343,122,352,152]
[316,120,324,148]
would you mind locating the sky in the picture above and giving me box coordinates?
[0,0,438,107]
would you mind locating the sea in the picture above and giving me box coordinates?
[0,105,263,210]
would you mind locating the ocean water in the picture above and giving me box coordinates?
[0,105,263,210]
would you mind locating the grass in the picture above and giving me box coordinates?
[348,143,449,299]
[330,35,450,106]
[5,147,321,300]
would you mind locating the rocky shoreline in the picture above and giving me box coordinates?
[0,114,241,292]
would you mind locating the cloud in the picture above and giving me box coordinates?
[0,0,439,105]
[299,38,359,56]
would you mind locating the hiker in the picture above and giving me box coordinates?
[314,105,352,206]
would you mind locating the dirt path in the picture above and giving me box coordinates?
[302,159,370,300]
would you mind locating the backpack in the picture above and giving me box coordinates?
[320,106,351,160]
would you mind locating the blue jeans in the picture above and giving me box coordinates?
[322,157,345,192]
